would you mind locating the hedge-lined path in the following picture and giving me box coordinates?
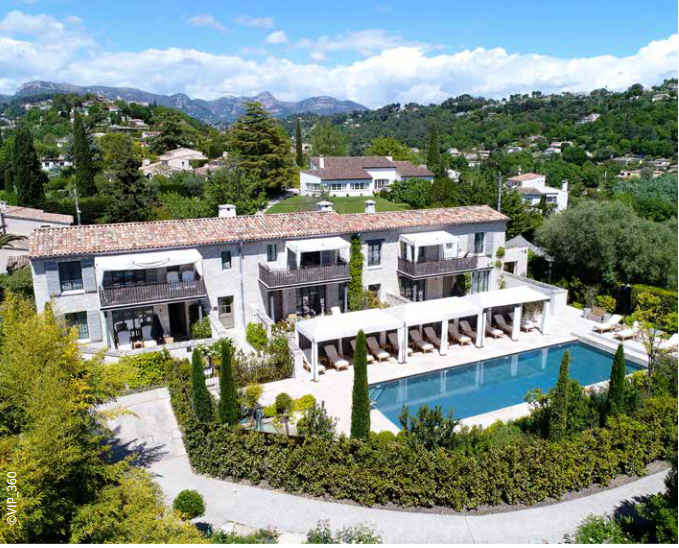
[106,389,669,544]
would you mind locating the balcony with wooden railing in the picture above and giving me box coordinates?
[397,256,479,278]
[99,279,207,308]
[259,261,350,289]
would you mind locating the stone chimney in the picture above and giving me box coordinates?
[218,204,237,218]
[318,155,325,169]
[561,179,569,192]
[317,200,333,212]
[364,199,376,214]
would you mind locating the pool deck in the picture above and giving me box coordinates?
[248,306,650,436]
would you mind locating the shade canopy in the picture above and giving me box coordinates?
[399,231,457,248]
[387,297,481,327]
[286,236,350,256]
[94,249,203,285]
[466,286,549,309]
[296,308,404,344]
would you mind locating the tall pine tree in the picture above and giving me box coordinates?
[228,102,295,194]
[348,235,364,311]
[218,339,240,425]
[12,123,46,207]
[426,125,441,176]
[350,330,371,440]
[104,135,150,223]
[72,112,95,196]
[295,119,304,168]
[549,350,570,441]
[191,349,213,423]
[606,344,627,417]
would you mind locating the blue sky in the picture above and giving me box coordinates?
[1,0,677,106]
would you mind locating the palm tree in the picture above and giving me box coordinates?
[0,231,26,249]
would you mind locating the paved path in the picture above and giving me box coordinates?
[107,389,668,544]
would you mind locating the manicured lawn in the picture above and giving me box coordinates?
[266,195,409,214]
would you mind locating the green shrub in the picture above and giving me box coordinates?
[293,394,316,413]
[594,294,617,314]
[119,350,171,389]
[297,402,337,440]
[242,383,263,410]
[569,514,633,544]
[245,322,268,351]
[190,317,212,339]
[306,520,382,544]
[172,489,205,519]
[274,393,294,416]
[372,431,397,446]
[209,529,278,544]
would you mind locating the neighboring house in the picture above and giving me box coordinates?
[0,202,73,273]
[506,172,569,212]
[28,203,507,352]
[503,235,547,276]
[41,156,73,172]
[300,156,433,196]
[577,113,600,124]
[140,147,207,179]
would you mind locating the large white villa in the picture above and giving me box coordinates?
[300,156,434,197]
[506,171,569,212]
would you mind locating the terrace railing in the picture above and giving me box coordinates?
[99,279,207,307]
[397,256,479,278]
[259,262,350,289]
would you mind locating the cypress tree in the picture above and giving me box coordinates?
[72,111,95,196]
[295,119,304,168]
[426,125,441,176]
[218,339,240,425]
[105,135,150,223]
[351,330,371,439]
[606,344,627,417]
[191,349,213,423]
[348,235,364,311]
[12,123,46,207]
[549,350,570,441]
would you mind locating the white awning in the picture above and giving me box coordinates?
[387,297,482,326]
[399,231,457,248]
[296,308,404,344]
[286,236,350,256]
[465,286,549,310]
[94,249,203,285]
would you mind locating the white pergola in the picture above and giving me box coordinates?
[296,308,405,381]
[285,236,350,268]
[466,286,551,346]
[398,231,458,261]
[387,297,483,357]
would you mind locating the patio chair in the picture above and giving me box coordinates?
[367,336,391,362]
[302,348,325,375]
[387,332,413,356]
[181,270,195,282]
[409,329,434,353]
[613,328,635,341]
[423,326,441,348]
[350,339,374,363]
[448,323,471,346]
[323,344,349,371]
[592,314,623,333]
[459,320,477,340]
[493,314,514,336]
[166,271,180,284]
[141,325,157,347]
[485,323,504,339]
[117,330,132,350]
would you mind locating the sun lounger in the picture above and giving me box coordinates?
[387,332,413,356]
[614,328,635,341]
[493,314,514,336]
[507,312,537,332]
[324,344,349,371]
[302,348,326,375]
[592,314,623,333]
[448,323,471,345]
[485,323,504,339]
[367,337,390,362]
[659,333,679,352]
[409,329,434,353]
[350,339,374,363]
[423,326,441,347]
[459,320,477,340]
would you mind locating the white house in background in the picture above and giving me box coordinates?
[41,155,73,172]
[300,156,434,197]
[0,202,73,273]
[140,147,207,178]
[577,113,601,124]
[506,172,569,212]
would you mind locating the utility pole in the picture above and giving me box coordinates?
[496,172,503,213]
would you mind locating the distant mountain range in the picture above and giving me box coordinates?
[8,81,369,123]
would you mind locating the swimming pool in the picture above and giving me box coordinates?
[370,341,643,425]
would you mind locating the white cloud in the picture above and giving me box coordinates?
[186,14,226,33]
[235,15,274,29]
[0,11,676,109]
[264,30,287,44]
[294,29,428,57]
[310,51,325,62]
[375,5,392,13]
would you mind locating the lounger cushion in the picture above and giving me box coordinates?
[420,342,434,351]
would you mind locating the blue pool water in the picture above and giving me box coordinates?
[371,342,642,424]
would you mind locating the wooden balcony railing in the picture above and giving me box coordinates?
[99,279,207,308]
[397,256,479,278]
[259,262,350,289]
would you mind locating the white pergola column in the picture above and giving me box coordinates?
[511,304,522,341]
[311,340,319,382]
[440,319,449,355]
[269,293,276,323]
[540,301,550,334]
[475,311,485,347]
[101,311,110,347]
[398,326,408,363]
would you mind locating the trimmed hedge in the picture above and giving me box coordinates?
[632,284,678,317]
[166,362,677,510]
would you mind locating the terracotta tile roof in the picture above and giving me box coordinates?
[305,156,433,181]
[506,172,543,182]
[311,156,395,169]
[29,206,507,259]
[301,168,372,180]
[392,161,434,177]
[1,205,73,225]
